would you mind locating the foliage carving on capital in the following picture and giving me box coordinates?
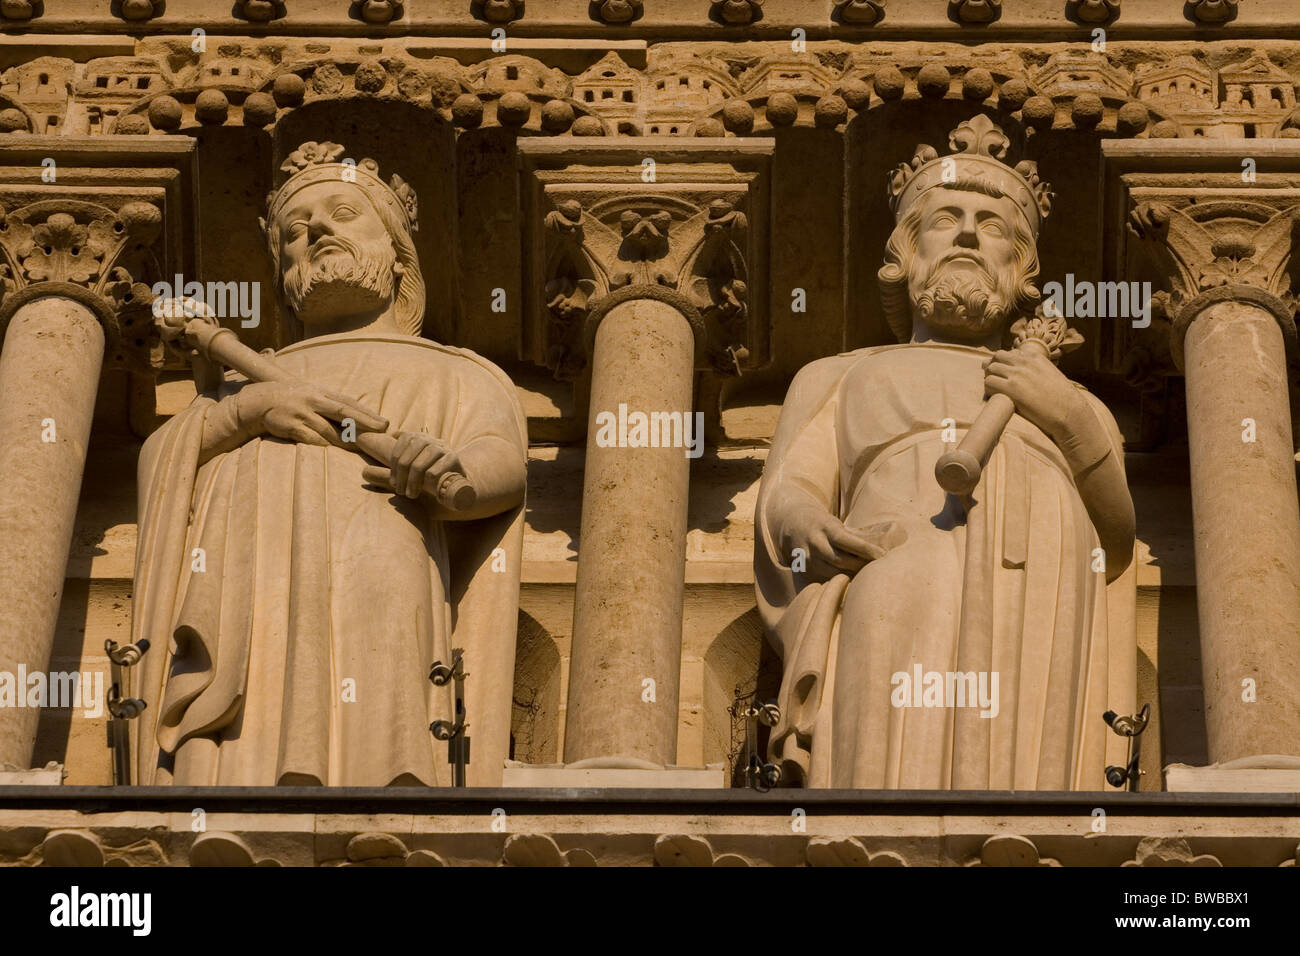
[1128,200,1299,306]
[0,198,162,368]
[540,191,753,377]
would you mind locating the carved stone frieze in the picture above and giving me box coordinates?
[1,42,1299,140]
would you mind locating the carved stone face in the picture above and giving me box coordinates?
[275,180,398,329]
[906,186,1024,342]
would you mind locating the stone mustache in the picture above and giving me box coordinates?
[131,142,528,787]
[755,115,1138,790]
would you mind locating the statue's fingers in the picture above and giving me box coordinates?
[406,443,445,499]
[983,372,1013,396]
[314,393,388,432]
[300,412,344,447]
[361,465,394,489]
[287,423,329,447]
[391,434,416,495]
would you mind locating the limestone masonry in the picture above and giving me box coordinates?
[0,0,1297,868]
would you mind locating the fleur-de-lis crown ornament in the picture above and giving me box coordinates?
[888,114,1053,235]
[263,141,419,236]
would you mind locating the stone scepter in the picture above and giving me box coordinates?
[155,306,477,511]
[934,311,1084,496]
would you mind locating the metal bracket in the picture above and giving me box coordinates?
[104,638,150,786]
[430,648,470,787]
[1103,703,1151,791]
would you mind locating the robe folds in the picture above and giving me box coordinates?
[131,332,528,787]
[756,343,1136,791]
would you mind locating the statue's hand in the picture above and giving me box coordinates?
[361,432,463,500]
[781,508,906,579]
[982,348,1084,439]
[234,381,389,447]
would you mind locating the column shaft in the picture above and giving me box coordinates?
[1183,299,1300,762]
[564,299,695,765]
[0,297,104,768]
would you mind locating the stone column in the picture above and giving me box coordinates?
[564,294,697,766]
[1178,288,1300,762]
[1128,194,1300,768]
[517,140,771,775]
[0,295,105,769]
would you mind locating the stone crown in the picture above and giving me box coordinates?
[265,141,419,235]
[888,114,1053,234]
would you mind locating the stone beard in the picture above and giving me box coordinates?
[756,167,1136,790]
[130,157,528,787]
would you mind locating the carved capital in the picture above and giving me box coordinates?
[0,139,197,373]
[1128,199,1299,368]
[520,139,772,379]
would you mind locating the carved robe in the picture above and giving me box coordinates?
[131,332,527,787]
[756,343,1136,790]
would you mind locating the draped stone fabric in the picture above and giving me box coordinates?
[131,332,527,787]
[756,342,1136,790]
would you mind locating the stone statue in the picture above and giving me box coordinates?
[131,142,528,787]
[755,115,1137,790]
